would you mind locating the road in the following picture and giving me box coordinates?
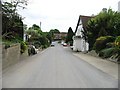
[3,43,118,88]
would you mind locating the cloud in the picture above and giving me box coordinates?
[18,0,120,32]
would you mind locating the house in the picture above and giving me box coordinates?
[118,1,120,12]
[23,33,29,42]
[54,32,67,40]
[73,15,93,52]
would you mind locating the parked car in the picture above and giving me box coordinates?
[63,43,67,46]
[51,42,55,46]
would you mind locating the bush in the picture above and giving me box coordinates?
[33,41,41,49]
[4,42,11,49]
[3,40,13,49]
[115,36,120,48]
[93,36,115,53]
[99,47,120,59]
[20,41,27,54]
[41,44,49,49]
[99,48,115,58]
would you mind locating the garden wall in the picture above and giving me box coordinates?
[2,43,20,69]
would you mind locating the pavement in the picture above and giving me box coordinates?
[2,43,118,88]
[0,44,2,89]
[73,52,118,79]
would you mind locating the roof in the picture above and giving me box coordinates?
[75,15,94,33]
[54,32,67,34]
[60,32,67,34]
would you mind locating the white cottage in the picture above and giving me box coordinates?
[73,15,93,52]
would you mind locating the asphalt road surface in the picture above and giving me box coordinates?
[3,43,118,88]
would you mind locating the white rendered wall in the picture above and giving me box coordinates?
[76,25,83,36]
[118,1,120,12]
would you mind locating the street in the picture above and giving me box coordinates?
[3,43,118,88]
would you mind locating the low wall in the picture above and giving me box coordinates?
[2,43,20,69]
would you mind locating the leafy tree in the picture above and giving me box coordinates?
[26,24,51,48]
[49,29,60,40]
[2,0,28,41]
[85,9,120,50]
[23,24,27,31]
[45,32,52,43]
[32,24,40,30]
[49,29,60,34]
[98,27,107,37]
[28,24,43,36]
[66,27,74,43]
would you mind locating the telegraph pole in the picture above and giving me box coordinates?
[40,22,41,30]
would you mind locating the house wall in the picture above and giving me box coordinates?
[73,21,85,51]
[75,25,83,36]
[118,1,120,12]
[73,37,89,52]
[2,43,20,69]
[73,15,92,52]
[73,38,82,51]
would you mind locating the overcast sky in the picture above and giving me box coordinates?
[17,0,120,32]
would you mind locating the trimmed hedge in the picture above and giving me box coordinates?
[93,36,115,53]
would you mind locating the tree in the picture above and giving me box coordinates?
[26,25,51,48]
[85,9,120,50]
[49,29,60,36]
[66,27,74,44]
[45,32,52,43]
[49,29,60,40]
[23,24,27,31]
[98,27,107,37]
[49,29,60,33]
[32,24,40,30]
[28,24,43,35]
[2,0,28,41]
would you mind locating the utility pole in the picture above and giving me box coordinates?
[40,22,41,30]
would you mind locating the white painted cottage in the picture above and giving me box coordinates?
[73,15,93,52]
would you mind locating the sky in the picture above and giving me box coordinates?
[5,0,120,32]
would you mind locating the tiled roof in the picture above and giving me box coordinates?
[75,15,94,33]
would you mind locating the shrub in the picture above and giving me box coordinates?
[115,36,120,48]
[20,41,27,54]
[99,47,115,58]
[99,47,120,60]
[93,36,115,53]
[106,42,115,48]
[3,40,13,49]
[44,45,48,48]
[4,42,11,49]
[33,41,41,49]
